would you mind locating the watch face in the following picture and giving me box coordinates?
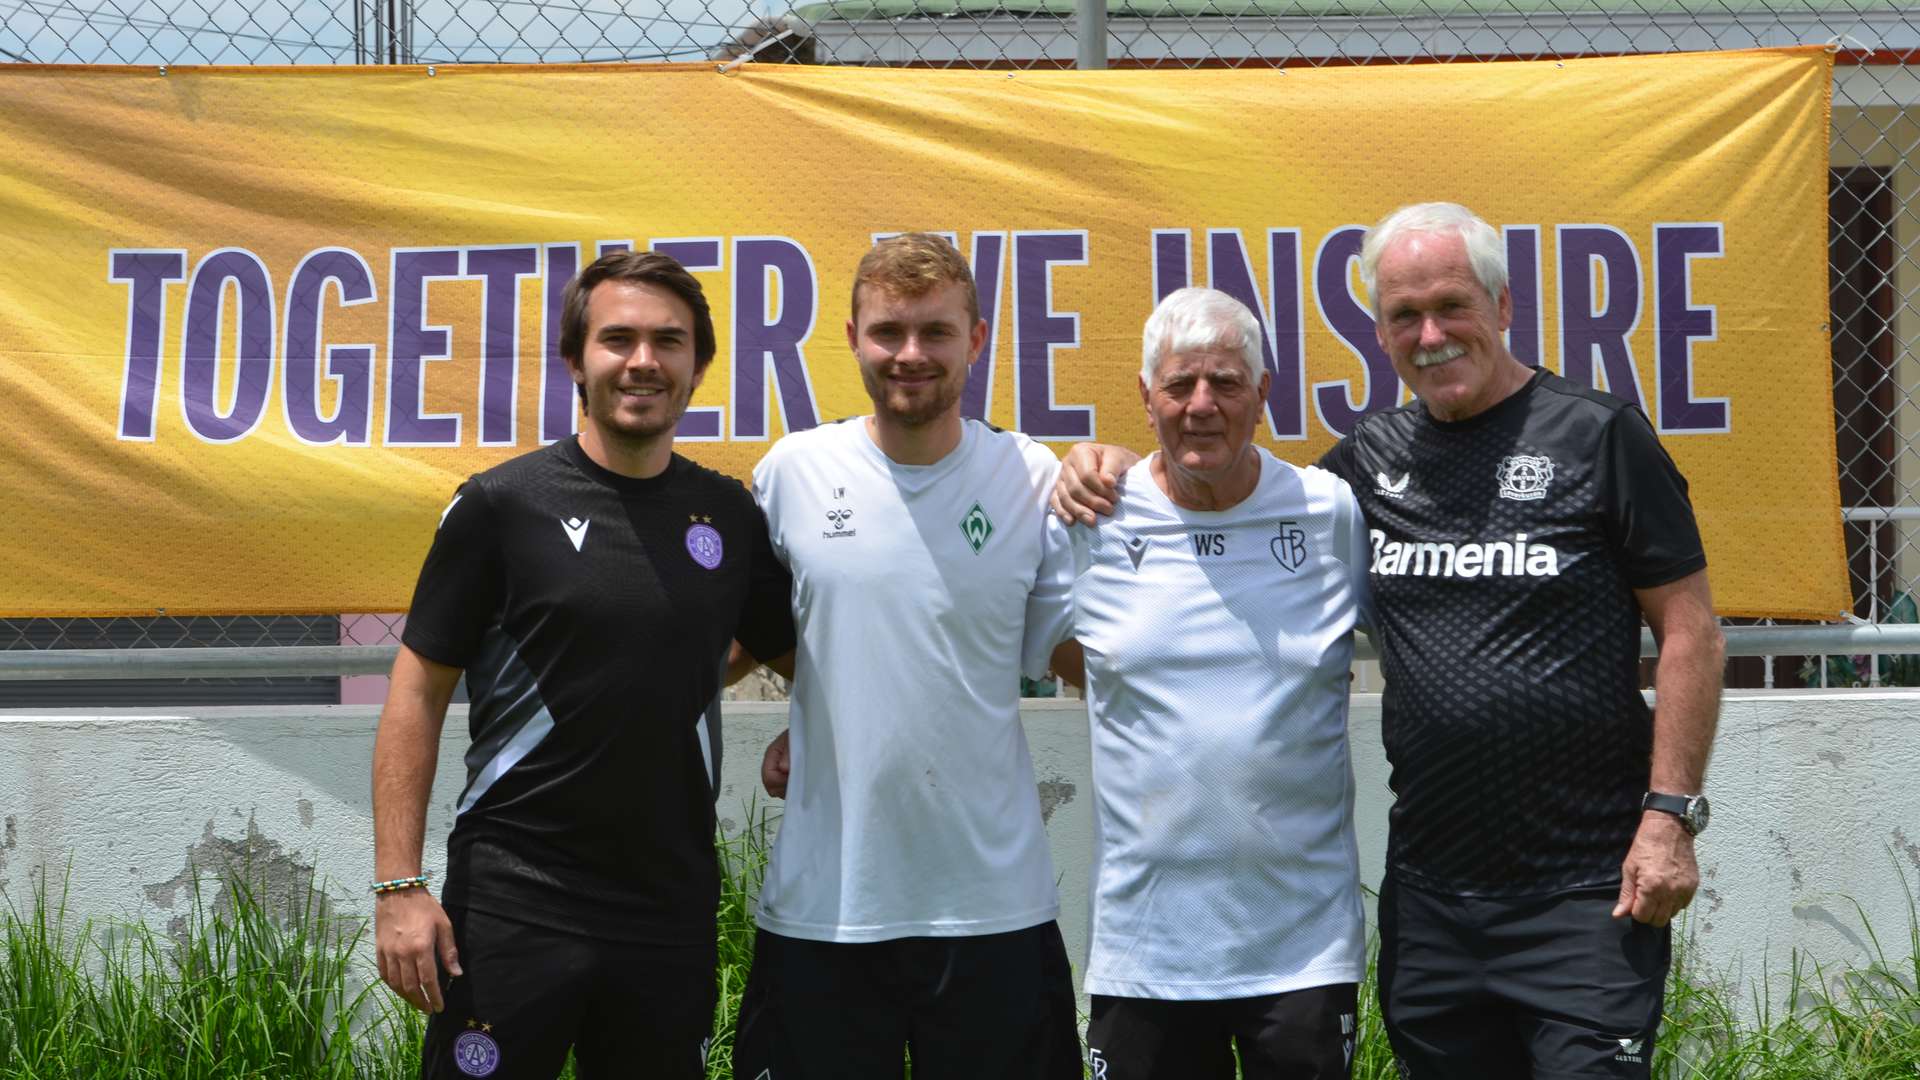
[1687,795,1711,834]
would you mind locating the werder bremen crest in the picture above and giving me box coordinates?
[959,502,995,553]
[1496,454,1555,501]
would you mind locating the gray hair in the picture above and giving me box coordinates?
[1140,287,1263,385]
[1359,202,1508,316]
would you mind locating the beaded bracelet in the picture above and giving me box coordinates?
[371,875,430,895]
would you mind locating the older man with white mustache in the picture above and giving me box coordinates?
[1054,203,1725,1080]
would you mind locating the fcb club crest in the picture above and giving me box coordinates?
[1496,454,1555,501]
[1270,521,1308,572]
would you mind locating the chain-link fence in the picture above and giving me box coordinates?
[4,0,1919,694]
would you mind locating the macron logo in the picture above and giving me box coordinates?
[561,517,590,552]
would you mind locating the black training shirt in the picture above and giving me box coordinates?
[1319,369,1706,896]
[403,438,795,942]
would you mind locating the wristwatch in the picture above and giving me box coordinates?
[1642,791,1710,836]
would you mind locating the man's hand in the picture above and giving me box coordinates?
[1051,444,1140,525]
[375,888,462,1012]
[762,729,791,798]
[1612,811,1699,926]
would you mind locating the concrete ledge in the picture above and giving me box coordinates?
[1,690,1915,1008]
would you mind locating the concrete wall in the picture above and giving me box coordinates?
[1,691,1916,1009]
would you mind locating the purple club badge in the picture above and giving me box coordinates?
[686,523,724,570]
[452,1030,501,1077]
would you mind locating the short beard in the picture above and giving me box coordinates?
[590,382,691,445]
[861,366,963,428]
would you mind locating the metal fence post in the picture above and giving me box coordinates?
[1077,0,1107,70]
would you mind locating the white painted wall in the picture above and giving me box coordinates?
[0,691,1914,1010]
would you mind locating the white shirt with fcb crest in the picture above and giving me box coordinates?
[751,417,1068,942]
[1023,448,1371,999]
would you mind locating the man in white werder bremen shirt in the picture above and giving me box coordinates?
[1026,287,1370,1079]
[732,232,1082,1079]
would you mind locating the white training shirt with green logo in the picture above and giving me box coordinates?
[752,417,1069,942]
[1025,450,1371,999]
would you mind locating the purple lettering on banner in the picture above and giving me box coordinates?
[464,247,538,446]
[1204,228,1306,440]
[1503,226,1542,366]
[1152,229,1192,298]
[109,249,187,441]
[651,238,725,441]
[284,248,377,445]
[541,243,580,444]
[598,241,632,256]
[180,248,276,444]
[1012,231,1094,440]
[1557,225,1645,406]
[1653,223,1728,433]
[386,248,464,446]
[1312,227,1399,437]
[731,237,820,440]
[961,231,1007,421]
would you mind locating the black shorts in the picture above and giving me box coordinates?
[1085,982,1358,1080]
[420,906,715,1080]
[732,921,1083,1080]
[1377,876,1669,1080]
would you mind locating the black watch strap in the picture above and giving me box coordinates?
[1641,791,1707,835]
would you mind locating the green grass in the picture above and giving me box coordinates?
[2,831,1916,1079]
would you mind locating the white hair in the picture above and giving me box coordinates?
[1140,287,1263,385]
[1359,202,1508,316]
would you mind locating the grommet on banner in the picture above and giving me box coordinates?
[157,65,166,75]
[1825,33,1871,57]
[427,65,436,75]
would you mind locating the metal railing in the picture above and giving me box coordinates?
[8,625,1920,681]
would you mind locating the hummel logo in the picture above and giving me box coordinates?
[560,516,589,552]
[1375,471,1409,500]
[437,494,463,529]
[826,508,853,529]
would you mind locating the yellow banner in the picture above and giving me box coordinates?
[0,50,1842,618]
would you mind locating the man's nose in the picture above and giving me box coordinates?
[1418,316,1448,349]
[1189,379,1218,414]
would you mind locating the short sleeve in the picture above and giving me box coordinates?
[1599,406,1708,589]
[1332,479,1374,634]
[751,442,789,564]
[736,501,797,663]
[1316,432,1361,490]
[1021,512,1077,680]
[400,480,504,668]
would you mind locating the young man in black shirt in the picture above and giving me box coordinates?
[371,251,795,1080]
[1054,203,1725,1078]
